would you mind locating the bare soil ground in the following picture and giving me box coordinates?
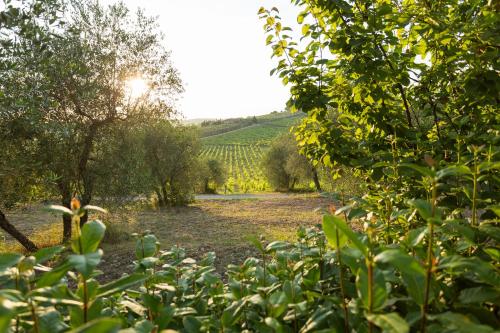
[1,194,333,281]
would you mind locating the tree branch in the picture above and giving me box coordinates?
[0,210,38,252]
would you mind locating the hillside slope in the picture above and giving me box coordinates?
[201,112,303,145]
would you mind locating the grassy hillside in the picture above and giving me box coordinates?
[201,112,303,145]
[198,112,304,192]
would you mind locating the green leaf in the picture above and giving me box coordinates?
[458,286,500,304]
[33,246,64,264]
[97,273,146,298]
[79,220,106,254]
[367,313,409,333]
[31,296,82,307]
[375,249,426,305]
[39,310,70,333]
[0,253,23,271]
[129,320,154,333]
[82,205,108,214]
[399,163,435,178]
[375,249,425,276]
[322,214,367,255]
[322,214,348,249]
[484,247,500,261]
[301,307,333,333]
[265,241,290,252]
[68,250,102,279]
[486,205,500,218]
[135,234,159,259]
[119,299,146,316]
[436,165,471,179]
[408,199,433,220]
[265,317,284,333]
[439,256,500,286]
[37,262,72,287]
[478,161,500,173]
[222,300,245,327]
[18,256,35,273]
[0,298,17,333]
[406,226,427,247]
[44,205,73,216]
[377,3,393,16]
[183,316,202,333]
[248,236,265,253]
[66,318,121,333]
[302,24,310,35]
[433,312,495,333]
[365,95,375,104]
[356,267,387,311]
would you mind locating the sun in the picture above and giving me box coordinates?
[125,77,149,99]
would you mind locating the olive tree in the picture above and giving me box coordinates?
[0,0,63,250]
[143,121,201,207]
[199,159,227,193]
[262,134,320,191]
[1,0,182,242]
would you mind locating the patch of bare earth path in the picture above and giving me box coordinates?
[1,194,333,282]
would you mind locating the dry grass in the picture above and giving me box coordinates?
[1,194,333,280]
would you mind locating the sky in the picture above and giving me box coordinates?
[102,0,301,120]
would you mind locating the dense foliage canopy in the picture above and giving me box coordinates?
[0,0,498,332]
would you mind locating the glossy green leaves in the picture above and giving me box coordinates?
[322,214,348,249]
[322,213,367,255]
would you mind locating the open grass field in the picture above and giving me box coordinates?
[1,194,333,281]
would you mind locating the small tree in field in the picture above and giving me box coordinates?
[199,159,227,193]
[262,134,318,191]
[143,121,201,207]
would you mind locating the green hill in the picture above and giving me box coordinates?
[201,112,303,145]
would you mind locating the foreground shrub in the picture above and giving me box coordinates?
[0,181,498,333]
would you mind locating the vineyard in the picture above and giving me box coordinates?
[200,144,269,192]
[198,113,305,192]
[201,114,302,145]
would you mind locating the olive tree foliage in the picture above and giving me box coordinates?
[259,0,499,173]
[0,0,63,251]
[198,158,227,193]
[90,123,153,205]
[262,134,319,191]
[143,121,201,207]
[1,0,182,242]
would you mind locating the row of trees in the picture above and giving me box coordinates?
[0,0,223,250]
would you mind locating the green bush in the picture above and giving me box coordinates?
[1,161,499,333]
[262,135,316,192]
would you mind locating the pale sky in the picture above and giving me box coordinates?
[102,0,301,120]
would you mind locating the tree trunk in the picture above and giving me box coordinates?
[58,180,73,243]
[0,209,38,252]
[312,168,322,192]
[79,175,93,227]
[77,126,96,227]
[157,185,168,208]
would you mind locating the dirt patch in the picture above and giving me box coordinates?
[2,195,333,281]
